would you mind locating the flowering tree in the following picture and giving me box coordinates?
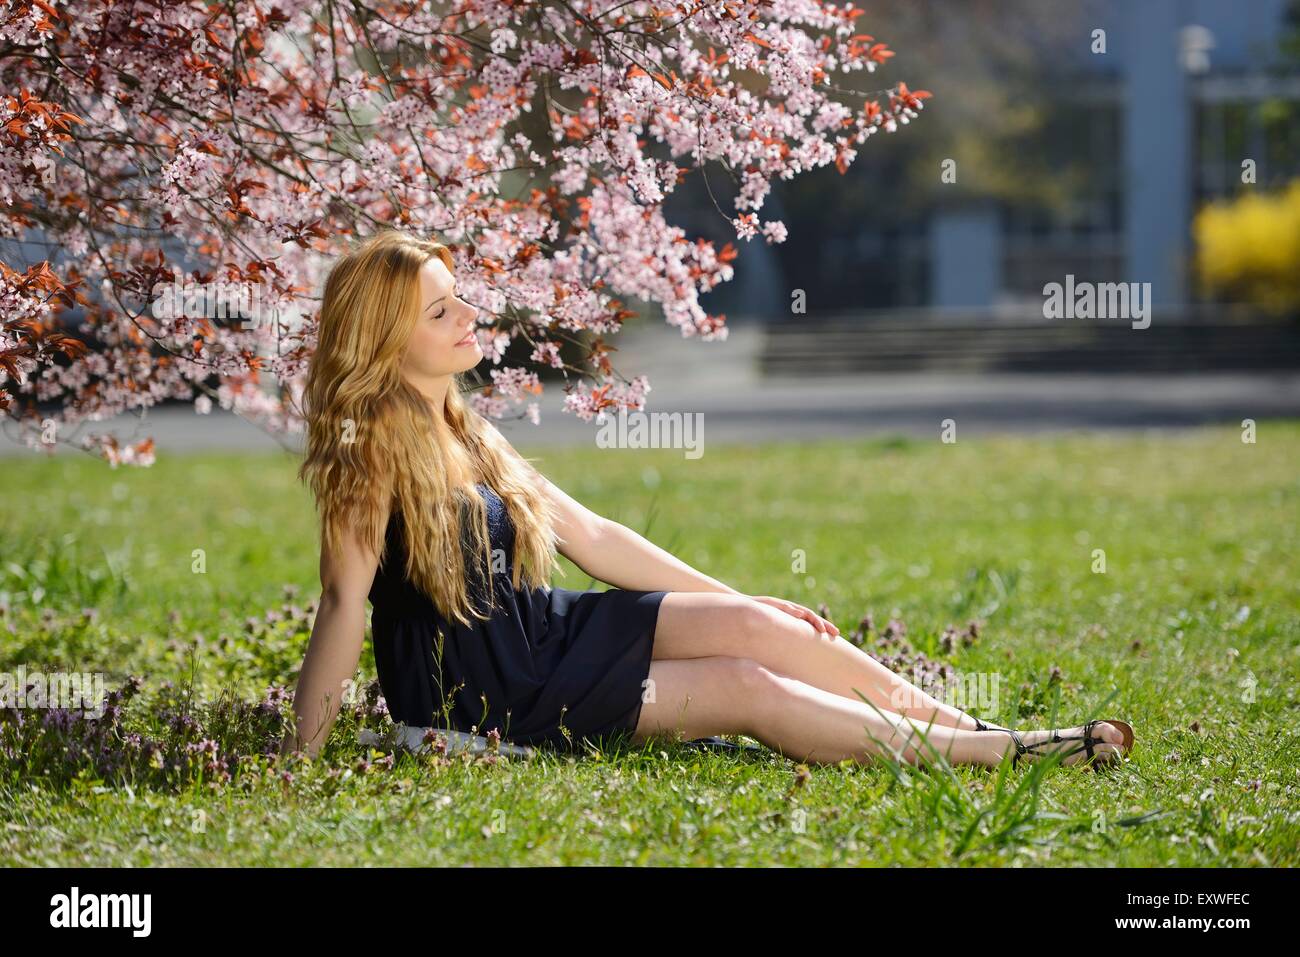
[0,0,928,464]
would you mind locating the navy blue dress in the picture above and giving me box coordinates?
[368,482,667,751]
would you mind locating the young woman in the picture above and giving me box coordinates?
[279,230,1135,770]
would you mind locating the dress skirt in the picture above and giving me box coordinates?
[372,586,667,751]
[367,480,668,752]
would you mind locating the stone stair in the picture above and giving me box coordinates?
[759,309,1300,375]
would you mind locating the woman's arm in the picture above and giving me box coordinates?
[543,473,741,596]
[544,472,837,634]
[486,422,838,635]
[484,420,738,594]
[278,512,383,761]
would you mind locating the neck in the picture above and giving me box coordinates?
[406,372,453,423]
[412,376,478,485]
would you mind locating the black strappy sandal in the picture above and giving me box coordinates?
[992,719,1134,770]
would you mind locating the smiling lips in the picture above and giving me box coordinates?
[455,330,477,347]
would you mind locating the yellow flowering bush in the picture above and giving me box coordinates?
[1194,179,1300,316]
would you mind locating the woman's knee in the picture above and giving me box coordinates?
[727,654,773,689]
[738,597,787,643]
[726,656,792,731]
[738,597,821,648]
[655,592,778,659]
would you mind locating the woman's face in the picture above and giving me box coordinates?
[401,256,482,385]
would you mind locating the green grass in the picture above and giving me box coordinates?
[1,424,1297,866]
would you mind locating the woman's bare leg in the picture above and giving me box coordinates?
[631,655,1125,767]
[652,592,988,733]
[634,656,990,766]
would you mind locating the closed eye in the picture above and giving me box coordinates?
[432,284,459,319]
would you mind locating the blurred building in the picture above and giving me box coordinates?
[667,0,1300,373]
[679,0,1298,321]
[983,0,1299,310]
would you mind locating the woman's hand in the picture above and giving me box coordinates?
[749,595,840,637]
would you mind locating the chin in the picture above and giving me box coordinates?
[455,344,483,371]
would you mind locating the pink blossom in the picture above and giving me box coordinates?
[0,0,927,461]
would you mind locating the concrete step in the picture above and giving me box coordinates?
[761,318,1300,373]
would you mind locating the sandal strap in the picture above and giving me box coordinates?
[1081,719,1103,761]
[1015,729,1062,756]
[989,726,1097,768]
[1003,728,1026,768]
[1042,720,1107,759]
[1012,728,1093,764]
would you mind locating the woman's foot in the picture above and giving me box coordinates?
[992,721,1128,769]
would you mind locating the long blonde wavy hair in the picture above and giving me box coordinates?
[298,230,562,626]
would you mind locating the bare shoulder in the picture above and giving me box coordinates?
[482,418,545,480]
[479,418,591,524]
[319,501,388,604]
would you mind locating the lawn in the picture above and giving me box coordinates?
[1,423,1297,866]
